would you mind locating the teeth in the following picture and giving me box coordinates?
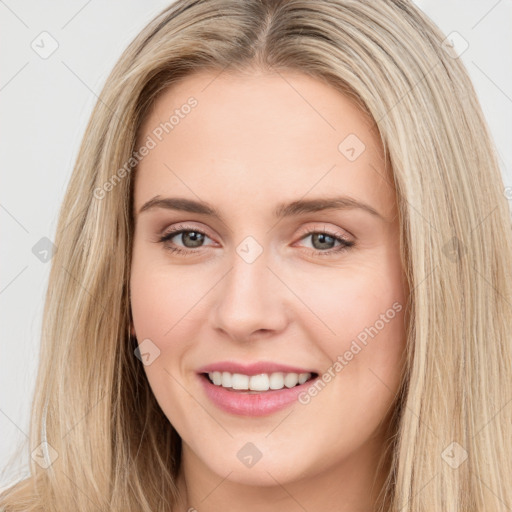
[298,373,309,385]
[249,373,270,391]
[269,372,285,390]
[221,371,232,387]
[231,373,249,390]
[284,373,299,388]
[207,371,312,391]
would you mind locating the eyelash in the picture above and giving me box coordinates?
[157,224,355,257]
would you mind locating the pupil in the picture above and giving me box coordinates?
[183,231,204,247]
[313,233,334,250]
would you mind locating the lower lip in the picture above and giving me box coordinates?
[199,374,317,417]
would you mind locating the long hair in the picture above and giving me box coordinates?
[2,1,511,510]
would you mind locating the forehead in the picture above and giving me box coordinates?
[134,70,396,220]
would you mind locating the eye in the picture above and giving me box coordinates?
[157,224,214,255]
[297,228,355,256]
[156,224,355,257]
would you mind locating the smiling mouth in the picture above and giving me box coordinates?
[201,371,318,393]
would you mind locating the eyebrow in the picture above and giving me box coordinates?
[138,195,385,221]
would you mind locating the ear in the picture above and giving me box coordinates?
[130,323,136,338]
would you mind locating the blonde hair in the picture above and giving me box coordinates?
[2,1,511,510]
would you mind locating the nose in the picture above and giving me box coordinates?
[211,246,289,342]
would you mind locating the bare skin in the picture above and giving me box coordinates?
[130,68,408,512]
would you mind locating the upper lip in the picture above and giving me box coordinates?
[197,361,318,376]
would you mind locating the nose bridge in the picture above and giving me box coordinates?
[211,236,287,339]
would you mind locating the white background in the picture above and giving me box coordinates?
[1,0,511,488]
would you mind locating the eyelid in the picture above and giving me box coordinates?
[159,222,352,243]
[295,222,353,242]
[159,222,217,242]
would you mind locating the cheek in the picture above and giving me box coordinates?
[129,260,207,423]
[294,263,407,390]
[130,272,176,339]
[130,252,210,341]
[277,267,406,476]
[289,268,406,459]
[129,255,219,407]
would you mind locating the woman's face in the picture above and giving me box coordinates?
[130,69,408,491]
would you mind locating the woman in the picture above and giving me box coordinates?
[1,1,511,511]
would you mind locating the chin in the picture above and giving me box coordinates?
[190,438,318,487]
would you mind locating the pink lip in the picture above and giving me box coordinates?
[196,361,318,417]
[197,361,316,376]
